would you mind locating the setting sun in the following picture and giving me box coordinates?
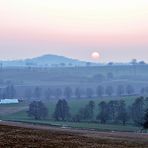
[91,52,100,60]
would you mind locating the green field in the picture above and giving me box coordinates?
[0,96,136,119]
[0,65,147,132]
[0,97,142,132]
[3,119,140,132]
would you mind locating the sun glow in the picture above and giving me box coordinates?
[0,0,148,61]
[91,52,100,60]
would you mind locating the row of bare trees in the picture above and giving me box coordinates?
[0,84,135,99]
[25,85,135,100]
[28,97,148,129]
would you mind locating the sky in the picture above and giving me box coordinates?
[0,0,148,62]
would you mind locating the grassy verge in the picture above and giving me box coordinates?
[1,118,140,132]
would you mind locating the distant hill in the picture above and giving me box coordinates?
[0,54,98,67]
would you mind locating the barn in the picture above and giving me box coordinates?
[0,99,19,104]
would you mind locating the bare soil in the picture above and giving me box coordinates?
[0,121,148,148]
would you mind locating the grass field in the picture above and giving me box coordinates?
[0,97,142,132]
[0,96,136,119]
[3,119,139,132]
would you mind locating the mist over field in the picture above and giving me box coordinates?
[0,55,148,147]
[0,0,148,147]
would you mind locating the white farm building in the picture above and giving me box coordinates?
[0,99,19,104]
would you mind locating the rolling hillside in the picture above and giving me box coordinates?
[0,54,97,67]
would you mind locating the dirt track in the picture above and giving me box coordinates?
[0,106,28,116]
[0,121,148,148]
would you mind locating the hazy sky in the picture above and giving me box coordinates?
[0,0,148,62]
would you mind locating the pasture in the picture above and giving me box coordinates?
[0,97,141,132]
[0,65,148,132]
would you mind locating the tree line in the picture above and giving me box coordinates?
[0,84,135,99]
[0,84,16,98]
[28,96,148,130]
[0,84,145,100]
[25,85,135,100]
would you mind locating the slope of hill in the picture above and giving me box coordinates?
[0,54,97,67]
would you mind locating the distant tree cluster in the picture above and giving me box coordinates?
[97,100,129,125]
[130,59,146,65]
[24,84,136,101]
[73,101,95,122]
[96,97,148,126]
[140,86,148,95]
[0,84,16,98]
[28,101,48,120]
[143,109,148,129]
[92,72,114,82]
[0,83,137,101]
[74,96,148,128]
[53,99,70,121]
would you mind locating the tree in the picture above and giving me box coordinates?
[0,62,3,70]
[96,85,104,97]
[143,109,148,129]
[77,107,86,120]
[86,62,91,67]
[116,100,128,125]
[64,87,73,99]
[126,85,134,95]
[34,86,42,99]
[53,100,62,121]
[80,100,95,120]
[75,87,82,99]
[144,86,148,94]
[139,61,146,65]
[108,100,119,123]
[131,59,137,76]
[105,86,114,96]
[68,63,73,67]
[93,74,105,82]
[140,87,145,95]
[145,97,148,109]
[24,88,32,100]
[131,97,145,125]
[117,85,124,96]
[3,84,16,98]
[87,101,95,120]
[62,99,70,120]
[108,62,114,66]
[54,88,62,99]
[53,99,70,121]
[73,101,95,121]
[27,101,48,120]
[45,88,52,100]
[97,101,109,124]
[107,72,114,80]
[131,59,137,65]
[0,88,3,98]
[86,88,93,98]
[60,63,66,67]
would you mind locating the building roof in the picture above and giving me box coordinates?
[0,99,19,104]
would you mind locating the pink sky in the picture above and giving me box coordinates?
[0,0,148,62]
